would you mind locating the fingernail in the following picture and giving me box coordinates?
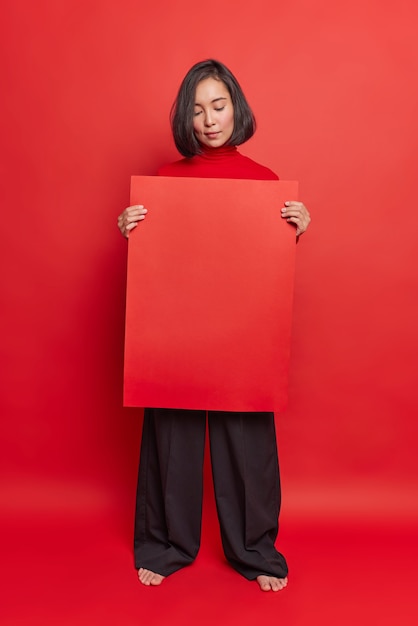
[285,201,290,206]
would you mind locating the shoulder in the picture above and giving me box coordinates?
[157,158,197,177]
[235,153,279,180]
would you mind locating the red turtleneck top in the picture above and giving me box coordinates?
[157,145,278,181]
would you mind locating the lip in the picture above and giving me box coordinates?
[205,131,220,138]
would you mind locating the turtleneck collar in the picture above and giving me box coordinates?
[197,144,238,160]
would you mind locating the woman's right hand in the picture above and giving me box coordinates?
[117,205,147,238]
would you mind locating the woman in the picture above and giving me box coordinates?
[118,59,310,592]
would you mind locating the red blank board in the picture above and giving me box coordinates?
[124,176,298,412]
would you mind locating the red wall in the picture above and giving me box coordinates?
[1,0,418,521]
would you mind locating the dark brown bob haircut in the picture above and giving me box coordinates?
[171,59,256,158]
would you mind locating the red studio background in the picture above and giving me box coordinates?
[1,1,417,625]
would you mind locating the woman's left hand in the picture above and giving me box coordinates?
[281,201,311,236]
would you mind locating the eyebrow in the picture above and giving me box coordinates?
[194,97,228,106]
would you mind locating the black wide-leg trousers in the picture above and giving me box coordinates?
[134,408,288,580]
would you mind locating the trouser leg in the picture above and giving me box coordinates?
[134,407,206,576]
[208,410,288,580]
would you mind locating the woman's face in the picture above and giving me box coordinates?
[193,77,234,149]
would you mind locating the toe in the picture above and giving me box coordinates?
[274,577,288,591]
[257,575,288,592]
[138,568,151,585]
[137,568,165,586]
[150,574,164,586]
[256,575,272,592]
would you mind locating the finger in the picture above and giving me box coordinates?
[118,213,136,229]
[120,222,138,238]
[281,208,310,224]
[285,216,309,236]
[285,216,300,226]
[125,210,146,220]
[281,208,300,216]
[126,214,145,224]
[281,209,305,220]
[124,205,147,217]
[126,221,138,231]
[284,200,304,208]
[125,210,147,226]
[289,218,309,236]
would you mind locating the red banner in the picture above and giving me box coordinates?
[124,176,297,412]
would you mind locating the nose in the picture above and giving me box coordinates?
[204,110,215,127]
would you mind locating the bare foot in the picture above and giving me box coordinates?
[137,567,165,586]
[256,575,288,592]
